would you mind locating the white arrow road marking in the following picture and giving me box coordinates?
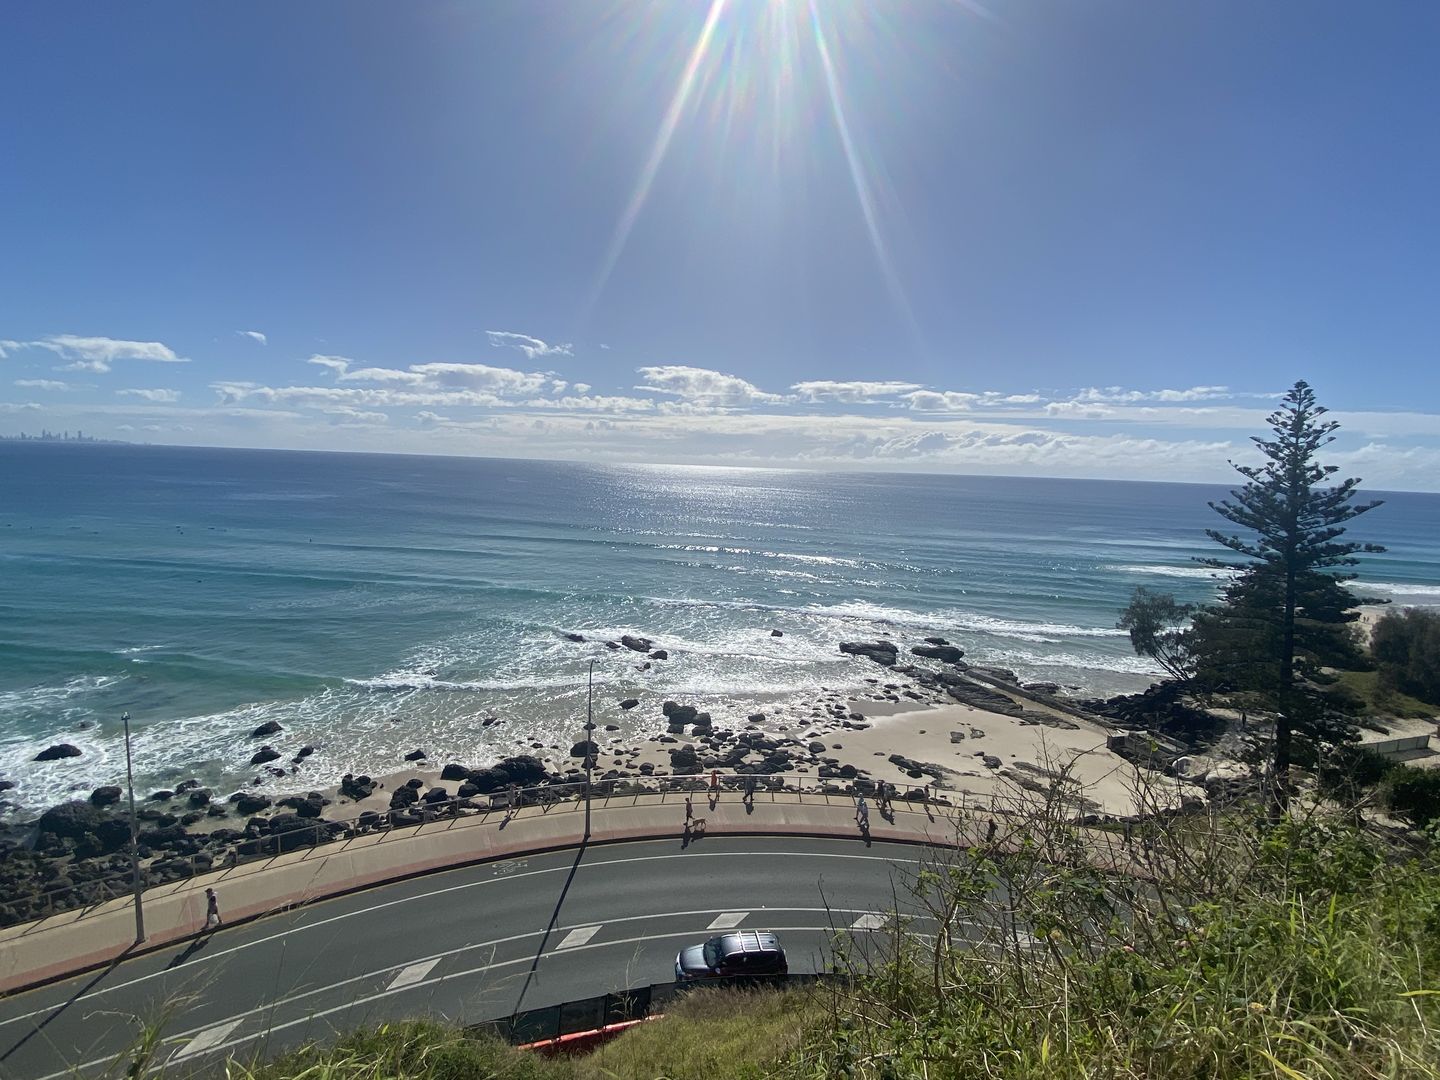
[707,911,749,929]
[173,1019,244,1061]
[555,925,602,949]
[386,958,440,991]
[851,913,886,930]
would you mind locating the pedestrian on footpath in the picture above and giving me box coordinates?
[685,794,693,823]
[506,783,518,817]
[709,769,720,800]
[855,795,870,831]
[985,818,997,845]
[204,887,221,930]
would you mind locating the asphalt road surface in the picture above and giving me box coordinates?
[0,835,948,1078]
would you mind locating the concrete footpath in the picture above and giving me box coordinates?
[0,788,970,997]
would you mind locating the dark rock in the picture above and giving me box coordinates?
[233,793,272,815]
[404,748,427,762]
[838,764,858,780]
[942,680,1023,716]
[840,640,898,665]
[0,779,14,792]
[405,777,425,789]
[748,713,766,724]
[923,636,950,646]
[440,763,470,781]
[605,640,621,649]
[35,744,82,762]
[982,754,1002,769]
[692,712,713,732]
[662,701,699,725]
[466,768,509,794]
[422,787,451,805]
[620,635,653,653]
[175,779,201,793]
[149,790,175,801]
[295,745,316,760]
[340,774,376,800]
[563,633,586,642]
[90,785,122,807]
[771,629,784,637]
[619,698,640,711]
[1023,682,1061,696]
[358,810,382,828]
[570,740,599,759]
[250,746,281,766]
[250,720,283,738]
[389,786,419,809]
[648,649,668,660]
[457,782,480,799]
[37,801,105,840]
[496,755,546,785]
[911,644,965,664]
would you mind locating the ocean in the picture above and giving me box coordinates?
[2,443,1438,820]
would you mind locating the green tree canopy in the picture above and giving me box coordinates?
[1191,380,1384,813]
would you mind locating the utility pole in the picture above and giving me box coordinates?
[583,659,595,842]
[121,712,146,944]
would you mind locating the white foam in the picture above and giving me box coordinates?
[1353,581,1440,599]
[1110,564,1234,581]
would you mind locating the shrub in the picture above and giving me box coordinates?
[1383,764,1440,828]
[1372,607,1440,705]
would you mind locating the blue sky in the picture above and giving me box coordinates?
[2,1,1438,488]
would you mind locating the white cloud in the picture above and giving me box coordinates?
[903,390,981,412]
[236,330,268,346]
[407,362,550,396]
[30,334,188,366]
[791,380,922,403]
[485,330,572,359]
[0,339,20,359]
[1074,385,1235,404]
[635,365,784,406]
[306,355,354,375]
[573,382,592,395]
[13,379,71,391]
[118,388,181,403]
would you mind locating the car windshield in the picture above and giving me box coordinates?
[702,938,722,968]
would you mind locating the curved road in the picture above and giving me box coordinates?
[0,836,947,1078]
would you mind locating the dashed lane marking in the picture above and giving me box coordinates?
[851,913,887,930]
[172,1019,244,1061]
[386,959,440,991]
[707,912,749,929]
[555,925,602,950]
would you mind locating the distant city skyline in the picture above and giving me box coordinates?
[2,2,1438,489]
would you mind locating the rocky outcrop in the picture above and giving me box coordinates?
[771,629,784,637]
[37,801,106,840]
[912,643,965,664]
[840,640,898,665]
[250,720,283,738]
[648,649,668,660]
[404,748,427,762]
[570,740,598,759]
[440,763,469,781]
[35,744,82,762]
[619,698,639,710]
[250,745,281,766]
[563,633,586,643]
[231,792,273,815]
[90,786,122,807]
[620,635,653,653]
[340,774,376,800]
[662,701,699,725]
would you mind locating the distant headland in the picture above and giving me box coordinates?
[0,430,135,445]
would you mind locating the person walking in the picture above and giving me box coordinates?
[985,818,997,845]
[709,769,720,800]
[684,794,693,823]
[204,887,221,930]
[855,795,870,831]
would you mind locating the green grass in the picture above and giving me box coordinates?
[574,986,816,1080]
[1334,668,1438,719]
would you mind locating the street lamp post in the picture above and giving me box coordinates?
[583,659,596,841]
[120,712,146,944]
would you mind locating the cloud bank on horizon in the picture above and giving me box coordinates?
[5,328,1440,491]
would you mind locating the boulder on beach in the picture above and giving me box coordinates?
[923,636,950,646]
[389,786,419,809]
[496,754,546,786]
[771,629,784,637]
[620,635,653,653]
[570,740,599,759]
[911,643,965,664]
[250,746,281,766]
[423,786,451,805]
[250,720,283,738]
[440,763,470,781]
[35,743,82,762]
[149,790,175,802]
[90,785,122,807]
[839,641,898,665]
[619,698,639,710]
[404,748,427,762]
[231,792,272,815]
[340,774,375,800]
[36,800,106,840]
[662,701,699,725]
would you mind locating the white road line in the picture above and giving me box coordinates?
[385,958,440,991]
[0,845,921,1026]
[851,913,887,930]
[172,1019,243,1061]
[707,912,749,929]
[555,925,601,950]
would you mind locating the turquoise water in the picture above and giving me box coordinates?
[2,443,1437,819]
